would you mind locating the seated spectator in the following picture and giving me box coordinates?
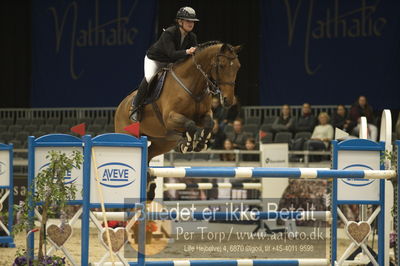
[242,137,260,162]
[293,103,317,133]
[331,104,352,132]
[209,118,225,149]
[306,112,334,150]
[349,95,377,141]
[272,104,294,133]
[220,139,235,161]
[211,96,226,125]
[226,118,248,149]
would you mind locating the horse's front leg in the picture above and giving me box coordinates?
[166,111,202,153]
[194,113,214,152]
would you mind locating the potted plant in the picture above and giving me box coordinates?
[13,150,83,265]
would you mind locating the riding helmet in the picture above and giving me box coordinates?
[176,7,199,21]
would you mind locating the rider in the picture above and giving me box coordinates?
[130,6,199,122]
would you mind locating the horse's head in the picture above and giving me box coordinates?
[211,43,241,108]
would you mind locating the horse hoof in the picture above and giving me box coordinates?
[186,132,193,142]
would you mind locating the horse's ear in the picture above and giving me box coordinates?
[220,43,230,53]
[233,45,242,54]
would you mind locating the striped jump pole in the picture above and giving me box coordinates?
[163,182,262,190]
[150,167,396,179]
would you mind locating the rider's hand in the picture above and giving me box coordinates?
[186,47,196,55]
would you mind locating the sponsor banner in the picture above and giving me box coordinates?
[31,0,157,107]
[0,150,10,187]
[150,154,164,200]
[90,146,142,204]
[260,143,289,199]
[260,0,400,109]
[35,147,84,200]
[337,150,380,201]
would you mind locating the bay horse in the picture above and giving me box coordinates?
[114,41,241,199]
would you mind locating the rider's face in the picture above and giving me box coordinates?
[180,20,195,32]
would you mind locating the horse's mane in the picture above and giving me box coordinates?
[174,40,223,66]
[196,40,222,52]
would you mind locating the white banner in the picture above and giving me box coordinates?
[90,146,142,205]
[35,147,83,200]
[0,150,10,187]
[337,150,381,201]
[260,143,289,199]
[150,154,164,200]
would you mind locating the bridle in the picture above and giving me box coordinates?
[170,48,238,103]
[192,52,237,97]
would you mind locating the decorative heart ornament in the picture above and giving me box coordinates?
[100,227,128,253]
[47,224,73,247]
[346,221,371,245]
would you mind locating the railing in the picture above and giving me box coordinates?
[242,105,349,119]
[0,107,116,120]
[0,105,349,122]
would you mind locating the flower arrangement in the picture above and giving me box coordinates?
[133,220,157,233]
[132,220,158,244]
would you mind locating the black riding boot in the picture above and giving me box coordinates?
[130,78,148,122]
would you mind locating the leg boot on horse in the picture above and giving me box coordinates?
[129,78,148,122]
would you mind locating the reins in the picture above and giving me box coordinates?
[170,48,238,103]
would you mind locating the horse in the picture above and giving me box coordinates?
[114,41,241,199]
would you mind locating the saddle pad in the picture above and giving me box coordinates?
[143,69,168,105]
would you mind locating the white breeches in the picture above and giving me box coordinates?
[144,56,168,83]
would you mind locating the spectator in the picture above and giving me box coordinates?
[243,137,260,162]
[349,96,377,141]
[294,103,317,133]
[331,104,352,132]
[209,118,225,149]
[223,96,242,126]
[306,112,334,150]
[220,139,235,161]
[272,104,294,133]
[226,119,248,149]
[211,96,225,125]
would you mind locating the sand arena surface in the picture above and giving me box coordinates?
[1,227,364,265]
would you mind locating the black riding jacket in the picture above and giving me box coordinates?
[147,25,198,63]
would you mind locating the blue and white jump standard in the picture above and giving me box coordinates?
[25,134,399,266]
[0,143,15,247]
[27,134,84,264]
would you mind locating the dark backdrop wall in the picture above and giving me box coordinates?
[0,0,399,111]
[0,0,31,108]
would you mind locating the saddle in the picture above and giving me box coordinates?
[143,67,169,105]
